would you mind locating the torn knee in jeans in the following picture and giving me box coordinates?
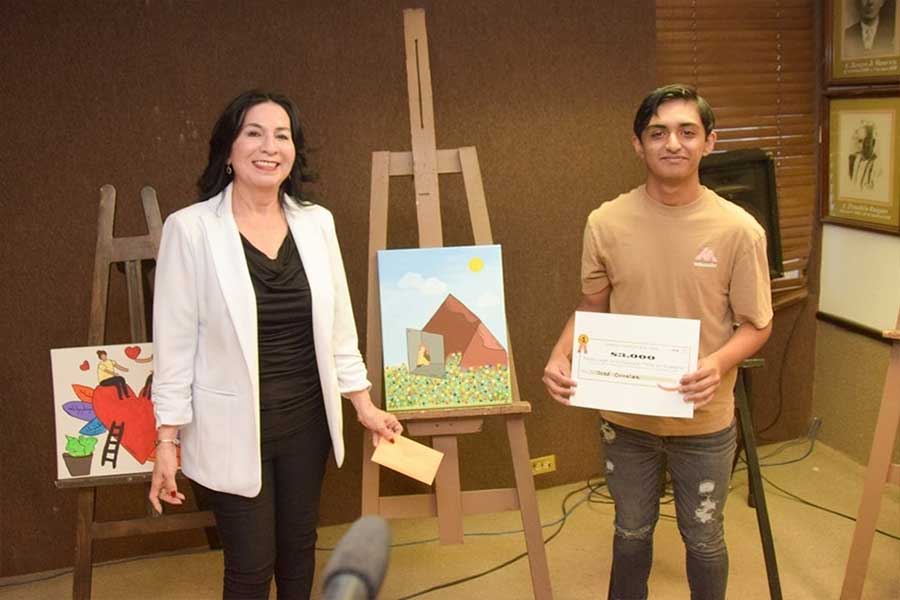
[614,522,654,540]
[683,529,727,557]
[600,421,616,443]
[682,479,727,557]
[694,479,719,524]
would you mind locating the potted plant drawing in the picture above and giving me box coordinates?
[62,435,98,477]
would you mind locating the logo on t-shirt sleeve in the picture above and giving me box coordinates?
[693,247,719,268]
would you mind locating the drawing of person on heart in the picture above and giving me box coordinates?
[95,350,129,399]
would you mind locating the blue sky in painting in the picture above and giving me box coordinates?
[377,245,508,366]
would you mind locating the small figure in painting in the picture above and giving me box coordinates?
[95,350,128,399]
[139,372,153,399]
[416,343,432,367]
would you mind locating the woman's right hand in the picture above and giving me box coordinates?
[148,442,185,513]
[543,351,576,406]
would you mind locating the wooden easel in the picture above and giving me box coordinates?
[840,308,900,600]
[360,10,552,599]
[60,185,215,600]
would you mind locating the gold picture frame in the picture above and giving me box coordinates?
[827,0,900,85]
[822,91,900,234]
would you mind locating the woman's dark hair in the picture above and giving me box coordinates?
[197,90,315,205]
[633,84,716,140]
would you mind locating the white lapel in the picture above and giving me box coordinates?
[200,185,259,400]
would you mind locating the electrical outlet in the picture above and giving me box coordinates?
[530,454,556,475]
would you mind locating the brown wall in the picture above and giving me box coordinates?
[745,298,818,445]
[813,321,900,464]
[0,1,657,576]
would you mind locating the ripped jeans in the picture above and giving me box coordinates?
[600,418,737,600]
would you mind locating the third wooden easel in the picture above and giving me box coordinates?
[359,10,552,599]
[840,308,900,599]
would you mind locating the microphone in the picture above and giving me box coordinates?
[322,515,392,600]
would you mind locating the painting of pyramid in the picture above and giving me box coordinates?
[378,245,512,411]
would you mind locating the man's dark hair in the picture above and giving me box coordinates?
[197,89,316,205]
[633,84,716,140]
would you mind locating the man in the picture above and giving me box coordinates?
[843,0,896,57]
[543,85,773,600]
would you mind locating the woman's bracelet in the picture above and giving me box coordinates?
[154,438,180,447]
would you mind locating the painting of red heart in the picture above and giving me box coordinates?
[50,343,169,481]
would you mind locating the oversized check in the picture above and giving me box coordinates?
[570,312,700,418]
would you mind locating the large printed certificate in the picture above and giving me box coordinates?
[570,312,700,418]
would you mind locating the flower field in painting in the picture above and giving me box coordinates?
[384,353,511,411]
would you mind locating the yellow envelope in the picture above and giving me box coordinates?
[371,435,444,485]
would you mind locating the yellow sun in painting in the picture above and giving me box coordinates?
[468,257,484,272]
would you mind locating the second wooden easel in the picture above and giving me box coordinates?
[359,10,552,599]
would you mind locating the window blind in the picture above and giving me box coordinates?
[657,0,818,309]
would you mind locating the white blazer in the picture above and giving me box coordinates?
[152,184,370,497]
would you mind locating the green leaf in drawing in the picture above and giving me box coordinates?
[64,435,98,457]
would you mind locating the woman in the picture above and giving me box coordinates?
[149,90,402,599]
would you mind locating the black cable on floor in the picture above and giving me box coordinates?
[392,435,898,598]
[7,435,893,595]
[733,436,816,473]
[758,472,900,542]
[394,481,592,599]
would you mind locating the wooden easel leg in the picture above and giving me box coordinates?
[735,370,782,600]
[840,340,900,600]
[362,150,390,516]
[124,261,147,341]
[361,435,381,515]
[432,435,464,544]
[507,416,553,600]
[73,487,96,600]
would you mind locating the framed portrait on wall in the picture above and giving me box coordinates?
[827,0,900,84]
[822,91,900,234]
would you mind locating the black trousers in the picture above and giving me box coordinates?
[192,422,332,600]
[98,376,128,399]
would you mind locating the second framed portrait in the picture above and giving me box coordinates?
[823,92,900,233]
[828,0,900,84]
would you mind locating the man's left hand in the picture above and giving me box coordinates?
[678,355,722,408]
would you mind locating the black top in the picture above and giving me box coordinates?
[241,232,326,442]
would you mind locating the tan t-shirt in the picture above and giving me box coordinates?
[581,185,773,436]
